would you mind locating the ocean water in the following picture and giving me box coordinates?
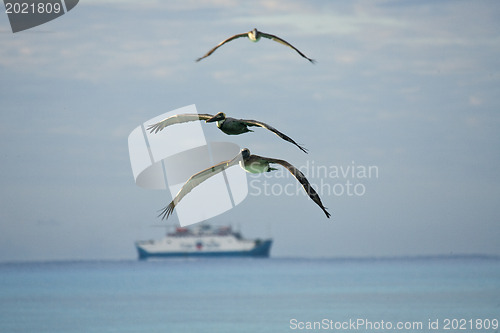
[0,256,499,333]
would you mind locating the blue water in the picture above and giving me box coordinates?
[0,256,499,332]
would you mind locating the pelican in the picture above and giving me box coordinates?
[147,112,307,153]
[196,28,315,63]
[159,148,331,220]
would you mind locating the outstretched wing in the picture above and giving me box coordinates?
[260,32,315,63]
[241,119,308,153]
[196,32,249,62]
[146,113,214,134]
[257,155,330,218]
[158,152,243,220]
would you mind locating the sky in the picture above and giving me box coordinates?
[0,0,499,261]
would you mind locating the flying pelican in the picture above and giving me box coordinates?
[147,112,307,153]
[196,28,315,63]
[159,148,331,220]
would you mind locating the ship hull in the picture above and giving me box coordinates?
[136,239,272,260]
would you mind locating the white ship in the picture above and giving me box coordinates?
[135,224,272,259]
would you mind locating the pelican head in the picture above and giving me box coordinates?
[206,112,226,123]
[248,28,260,42]
[241,148,251,159]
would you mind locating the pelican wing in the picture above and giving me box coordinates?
[260,32,315,63]
[241,119,308,153]
[159,153,242,220]
[147,113,214,134]
[196,32,249,62]
[256,155,330,218]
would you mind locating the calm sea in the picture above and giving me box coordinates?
[0,256,499,333]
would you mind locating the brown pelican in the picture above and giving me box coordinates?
[159,148,331,220]
[147,112,307,153]
[196,28,315,63]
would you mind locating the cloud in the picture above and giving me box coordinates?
[469,95,483,106]
[0,7,185,83]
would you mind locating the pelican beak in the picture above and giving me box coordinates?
[205,115,217,123]
[206,114,223,123]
